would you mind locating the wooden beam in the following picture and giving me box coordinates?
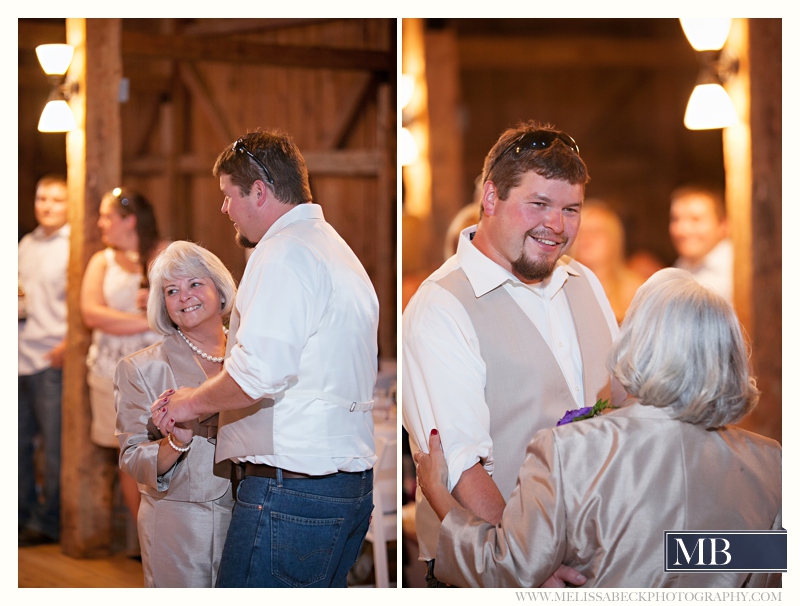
[181,18,337,36]
[426,29,465,265]
[62,18,122,559]
[321,73,375,150]
[128,96,162,159]
[458,36,697,70]
[300,150,383,176]
[375,81,397,358]
[18,21,65,48]
[19,21,392,72]
[121,30,392,73]
[734,18,782,443]
[178,62,236,148]
[126,150,382,177]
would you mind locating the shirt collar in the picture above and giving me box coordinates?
[456,225,578,299]
[676,238,731,272]
[261,202,323,243]
[31,223,70,241]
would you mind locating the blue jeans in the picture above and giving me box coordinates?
[216,468,373,587]
[18,368,62,539]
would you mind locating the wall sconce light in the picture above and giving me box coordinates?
[400,127,419,166]
[35,44,78,132]
[680,19,739,130]
[400,73,420,166]
[400,74,415,110]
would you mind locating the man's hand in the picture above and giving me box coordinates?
[150,387,198,435]
[539,564,587,588]
[44,340,66,369]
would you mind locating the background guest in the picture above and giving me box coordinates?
[116,240,235,587]
[669,184,732,303]
[80,187,168,549]
[415,268,781,588]
[571,200,644,323]
[18,175,69,547]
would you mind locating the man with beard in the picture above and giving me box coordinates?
[402,121,628,587]
[151,129,379,587]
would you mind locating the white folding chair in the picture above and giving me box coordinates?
[365,435,398,587]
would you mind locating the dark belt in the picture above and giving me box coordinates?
[243,462,332,480]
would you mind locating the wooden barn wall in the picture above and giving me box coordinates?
[19,18,397,358]
[450,20,725,269]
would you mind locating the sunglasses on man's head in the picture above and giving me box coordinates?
[232,139,275,185]
[487,130,580,177]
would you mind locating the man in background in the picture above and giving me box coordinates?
[669,184,732,303]
[18,175,69,547]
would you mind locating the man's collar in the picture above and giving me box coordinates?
[456,226,577,298]
[261,202,322,242]
[31,223,70,240]
[676,238,732,272]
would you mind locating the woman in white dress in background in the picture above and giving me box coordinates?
[80,187,167,537]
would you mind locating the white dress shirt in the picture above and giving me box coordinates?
[675,238,733,304]
[224,203,380,474]
[18,224,69,375]
[402,226,626,490]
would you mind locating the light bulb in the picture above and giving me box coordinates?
[400,74,415,110]
[684,83,737,130]
[400,127,419,166]
[35,44,74,76]
[38,99,77,132]
[680,19,732,52]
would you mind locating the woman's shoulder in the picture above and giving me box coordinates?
[119,339,169,369]
[86,247,111,267]
[716,424,782,456]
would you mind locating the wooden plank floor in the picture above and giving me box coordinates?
[18,544,144,588]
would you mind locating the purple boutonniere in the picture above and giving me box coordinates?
[556,398,615,426]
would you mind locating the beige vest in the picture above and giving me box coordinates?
[215,303,276,462]
[415,258,613,558]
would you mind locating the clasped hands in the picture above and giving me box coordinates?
[150,387,197,442]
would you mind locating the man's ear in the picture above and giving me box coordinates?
[482,180,499,217]
[253,180,270,207]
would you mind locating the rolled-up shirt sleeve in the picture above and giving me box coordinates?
[435,428,566,587]
[402,281,494,492]
[225,237,331,400]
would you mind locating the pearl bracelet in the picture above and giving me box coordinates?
[167,433,191,453]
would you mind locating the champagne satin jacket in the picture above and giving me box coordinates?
[115,331,231,500]
[436,403,782,588]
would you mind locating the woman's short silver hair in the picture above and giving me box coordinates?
[606,268,758,428]
[146,240,237,335]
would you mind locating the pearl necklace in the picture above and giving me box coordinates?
[176,327,229,364]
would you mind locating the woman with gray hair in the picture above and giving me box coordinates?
[414,268,781,588]
[115,240,237,587]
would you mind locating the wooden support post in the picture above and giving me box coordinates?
[61,18,122,558]
[425,28,465,264]
[747,19,782,443]
[376,82,397,359]
[724,19,781,443]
